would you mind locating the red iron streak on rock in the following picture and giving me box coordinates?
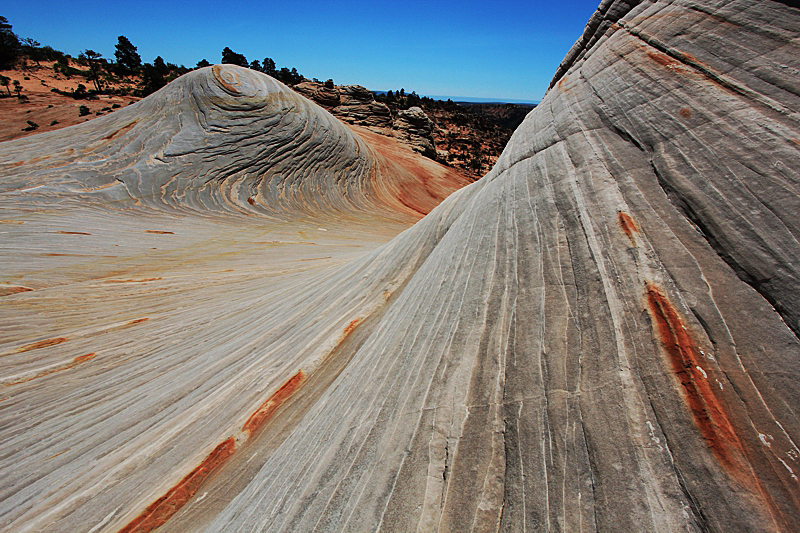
[646,283,744,471]
[618,211,639,245]
[16,337,68,354]
[117,437,237,533]
[242,371,305,436]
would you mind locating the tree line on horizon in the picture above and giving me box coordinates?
[0,15,310,98]
[0,14,482,113]
[208,47,304,86]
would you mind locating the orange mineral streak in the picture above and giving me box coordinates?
[343,318,362,337]
[103,120,138,141]
[645,284,744,471]
[3,353,96,386]
[117,437,237,533]
[618,211,639,245]
[105,277,162,283]
[16,337,68,354]
[73,353,97,364]
[0,285,33,296]
[347,124,471,218]
[646,49,681,68]
[212,65,241,95]
[242,371,305,436]
[56,231,92,235]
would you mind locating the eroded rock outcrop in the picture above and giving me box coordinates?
[295,80,394,130]
[334,84,394,129]
[293,79,341,107]
[392,106,437,159]
[1,1,800,532]
[294,80,439,159]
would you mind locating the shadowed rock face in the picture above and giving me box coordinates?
[2,1,800,533]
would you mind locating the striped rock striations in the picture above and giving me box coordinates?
[2,0,800,532]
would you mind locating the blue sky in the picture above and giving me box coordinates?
[3,0,600,102]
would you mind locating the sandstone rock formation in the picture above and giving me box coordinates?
[293,80,342,108]
[0,64,468,533]
[294,81,439,160]
[392,106,438,159]
[334,84,394,129]
[2,1,800,532]
[295,80,394,130]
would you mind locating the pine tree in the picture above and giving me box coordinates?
[83,50,104,92]
[153,56,169,77]
[140,62,165,95]
[0,16,20,69]
[221,47,248,67]
[114,36,141,75]
[262,58,276,77]
[21,38,41,65]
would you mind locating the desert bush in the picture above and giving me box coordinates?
[79,105,90,116]
[22,120,38,131]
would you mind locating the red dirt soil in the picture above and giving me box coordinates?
[0,61,140,143]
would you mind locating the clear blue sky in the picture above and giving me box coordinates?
[3,0,600,102]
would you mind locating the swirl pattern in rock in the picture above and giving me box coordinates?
[2,1,800,532]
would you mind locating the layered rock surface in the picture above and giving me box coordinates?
[294,81,394,130]
[2,1,800,532]
[0,64,469,533]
